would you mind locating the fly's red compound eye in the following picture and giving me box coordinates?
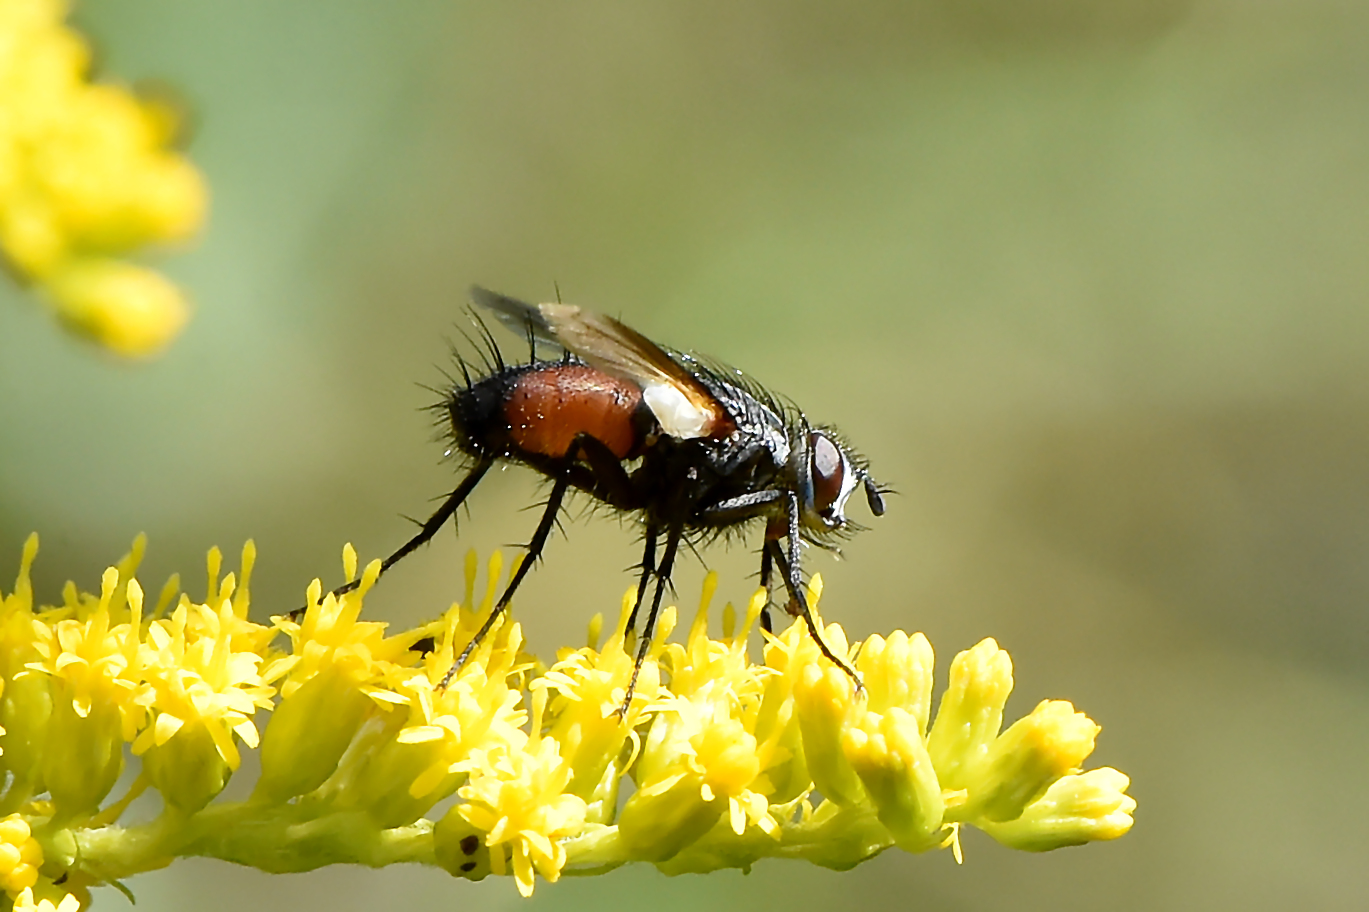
[809,431,845,518]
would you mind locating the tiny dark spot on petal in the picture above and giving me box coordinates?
[460,834,480,855]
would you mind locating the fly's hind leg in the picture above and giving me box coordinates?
[619,523,682,716]
[439,433,638,688]
[626,525,658,633]
[292,457,496,619]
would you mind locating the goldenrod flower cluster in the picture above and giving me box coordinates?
[0,0,206,356]
[0,536,1134,906]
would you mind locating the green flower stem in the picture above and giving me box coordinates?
[65,799,910,885]
[71,804,435,879]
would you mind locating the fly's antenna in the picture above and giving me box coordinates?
[862,472,888,517]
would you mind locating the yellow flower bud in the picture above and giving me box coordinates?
[842,708,944,851]
[128,155,206,243]
[792,662,867,808]
[618,767,725,862]
[345,728,460,829]
[0,813,43,895]
[12,886,81,912]
[41,687,124,819]
[45,258,189,357]
[978,767,1135,850]
[959,701,1100,824]
[926,638,1013,792]
[0,194,66,277]
[255,667,371,803]
[0,672,53,796]
[857,631,935,731]
[140,719,231,814]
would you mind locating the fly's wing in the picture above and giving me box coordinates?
[470,287,563,353]
[470,286,731,440]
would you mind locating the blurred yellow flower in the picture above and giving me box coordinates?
[0,0,206,356]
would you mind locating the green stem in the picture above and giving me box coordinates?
[68,797,900,883]
[73,802,435,879]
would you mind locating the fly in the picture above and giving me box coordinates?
[322,287,888,707]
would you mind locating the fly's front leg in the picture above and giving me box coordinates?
[768,491,862,692]
[758,545,774,634]
[441,433,616,687]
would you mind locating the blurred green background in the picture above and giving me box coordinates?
[3,0,1368,909]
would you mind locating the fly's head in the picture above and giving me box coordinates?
[791,425,886,536]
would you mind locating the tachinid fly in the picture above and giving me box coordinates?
[324,287,887,706]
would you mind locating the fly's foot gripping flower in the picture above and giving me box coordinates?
[0,1,207,356]
[0,537,1134,903]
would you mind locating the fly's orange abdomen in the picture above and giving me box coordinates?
[505,365,644,459]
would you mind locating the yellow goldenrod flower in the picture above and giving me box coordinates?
[0,0,206,356]
[255,551,411,802]
[618,576,783,858]
[0,535,52,811]
[0,537,1134,902]
[534,588,665,811]
[132,572,276,812]
[383,554,531,808]
[27,565,144,819]
[456,716,588,898]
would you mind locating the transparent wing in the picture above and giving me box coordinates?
[470,286,562,353]
[470,286,730,439]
